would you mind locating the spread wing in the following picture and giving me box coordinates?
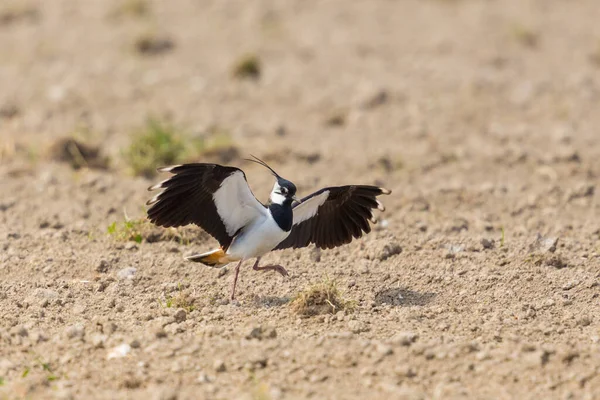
[146,163,267,249]
[274,185,391,250]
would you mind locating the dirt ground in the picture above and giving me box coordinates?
[2,0,600,399]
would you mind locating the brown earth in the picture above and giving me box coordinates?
[2,0,600,399]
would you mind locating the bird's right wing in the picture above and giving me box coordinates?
[274,185,391,250]
[147,163,267,249]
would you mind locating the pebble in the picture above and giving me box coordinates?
[245,325,277,340]
[481,238,495,250]
[310,247,322,263]
[576,316,592,327]
[197,372,213,383]
[96,259,110,273]
[359,260,370,274]
[347,320,368,333]
[217,267,228,278]
[173,309,187,323]
[213,359,226,373]
[65,324,85,339]
[562,281,579,291]
[107,343,131,359]
[378,242,402,261]
[91,334,107,349]
[375,342,394,356]
[391,332,418,346]
[529,234,558,254]
[117,267,137,280]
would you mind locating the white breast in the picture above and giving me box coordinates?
[226,213,289,260]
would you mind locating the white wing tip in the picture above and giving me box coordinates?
[146,194,160,206]
[148,178,170,191]
[369,213,378,224]
[376,200,386,212]
[157,165,181,173]
[380,187,392,195]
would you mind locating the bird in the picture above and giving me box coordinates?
[146,155,391,300]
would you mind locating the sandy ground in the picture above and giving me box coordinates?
[2,0,600,399]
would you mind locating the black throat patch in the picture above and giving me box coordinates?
[269,202,293,232]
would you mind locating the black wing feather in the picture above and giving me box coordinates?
[146,163,251,250]
[275,185,390,250]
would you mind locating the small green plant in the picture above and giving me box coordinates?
[291,277,354,316]
[41,362,58,382]
[125,119,186,177]
[500,226,505,247]
[157,283,195,312]
[510,24,539,48]
[107,219,146,243]
[0,376,4,386]
[110,0,150,19]
[21,367,30,378]
[232,54,261,80]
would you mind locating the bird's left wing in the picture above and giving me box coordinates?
[274,185,391,250]
[146,163,267,250]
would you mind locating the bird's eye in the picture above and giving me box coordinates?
[281,187,288,194]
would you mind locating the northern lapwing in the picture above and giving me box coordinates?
[146,156,391,300]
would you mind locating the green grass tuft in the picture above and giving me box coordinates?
[125,119,186,177]
[158,283,195,312]
[107,219,146,243]
[232,54,261,80]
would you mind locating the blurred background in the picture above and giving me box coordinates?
[2,0,598,184]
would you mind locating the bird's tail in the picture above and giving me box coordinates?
[185,248,229,267]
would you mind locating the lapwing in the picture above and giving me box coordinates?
[146,156,391,300]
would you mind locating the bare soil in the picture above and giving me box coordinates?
[1,1,600,399]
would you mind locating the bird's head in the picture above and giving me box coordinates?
[246,155,298,206]
[270,177,297,206]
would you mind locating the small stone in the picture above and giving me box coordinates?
[91,334,107,349]
[359,260,370,274]
[13,326,28,337]
[577,316,592,327]
[197,372,213,383]
[154,387,178,400]
[529,234,558,254]
[480,238,495,250]
[117,267,137,280]
[347,320,368,333]
[65,324,85,339]
[214,359,226,373]
[107,343,131,359]
[96,260,110,273]
[375,342,394,356]
[378,242,402,261]
[32,288,59,300]
[391,332,418,346]
[336,311,345,321]
[310,247,322,263]
[217,267,228,278]
[130,339,141,349]
[562,281,579,291]
[173,309,187,323]
[124,242,138,251]
[546,255,568,269]
[394,365,417,378]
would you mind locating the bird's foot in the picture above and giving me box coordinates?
[253,264,289,277]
